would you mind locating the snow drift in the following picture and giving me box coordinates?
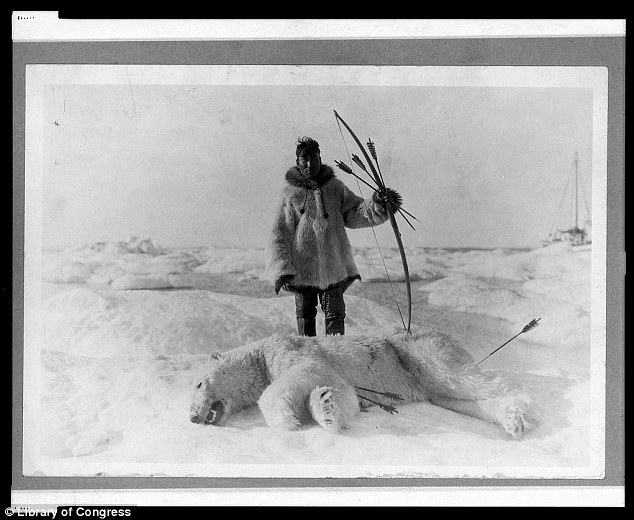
[25,238,599,478]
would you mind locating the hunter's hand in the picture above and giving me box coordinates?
[274,275,295,295]
[373,187,403,212]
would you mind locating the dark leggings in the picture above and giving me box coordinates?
[295,286,346,336]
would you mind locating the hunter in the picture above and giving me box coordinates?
[265,136,402,336]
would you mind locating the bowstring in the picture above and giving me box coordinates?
[335,117,407,331]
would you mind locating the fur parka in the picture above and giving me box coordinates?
[265,164,389,291]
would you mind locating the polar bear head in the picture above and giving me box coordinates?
[189,350,265,427]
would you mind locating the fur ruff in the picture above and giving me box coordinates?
[284,165,336,189]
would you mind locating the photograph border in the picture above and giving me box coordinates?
[12,30,625,498]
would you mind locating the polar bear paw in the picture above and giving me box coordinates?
[309,386,346,432]
[502,405,534,440]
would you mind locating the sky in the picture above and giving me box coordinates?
[37,66,596,250]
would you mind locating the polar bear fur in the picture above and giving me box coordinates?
[189,330,537,440]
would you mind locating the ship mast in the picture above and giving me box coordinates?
[574,151,579,230]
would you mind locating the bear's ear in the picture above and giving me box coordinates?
[208,351,223,363]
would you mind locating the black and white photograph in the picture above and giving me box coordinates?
[22,63,607,479]
[12,16,624,508]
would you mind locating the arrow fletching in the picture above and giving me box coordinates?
[521,318,541,334]
[351,154,369,173]
[367,138,378,162]
[334,160,353,175]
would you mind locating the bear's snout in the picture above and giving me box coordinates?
[189,399,228,426]
[189,403,205,423]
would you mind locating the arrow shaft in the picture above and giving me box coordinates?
[475,331,523,367]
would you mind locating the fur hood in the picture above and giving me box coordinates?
[284,164,337,190]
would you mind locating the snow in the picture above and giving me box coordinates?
[25,238,602,478]
[421,243,592,357]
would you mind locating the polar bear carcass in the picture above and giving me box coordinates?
[189,330,536,439]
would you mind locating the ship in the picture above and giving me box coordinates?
[541,151,592,250]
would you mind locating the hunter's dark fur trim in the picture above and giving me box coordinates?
[284,164,337,189]
[285,274,362,294]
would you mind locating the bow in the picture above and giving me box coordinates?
[333,109,414,333]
